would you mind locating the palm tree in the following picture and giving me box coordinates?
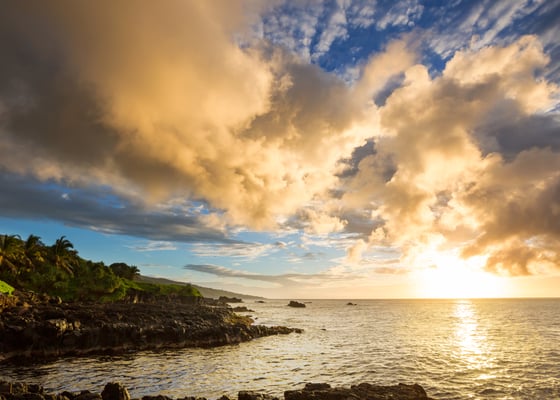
[0,234,23,274]
[23,234,45,271]
[50,236,77,276]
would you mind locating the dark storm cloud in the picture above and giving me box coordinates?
[0,173,234,243]
[475,110,560,160]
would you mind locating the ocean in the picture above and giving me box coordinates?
[1,298,559,399]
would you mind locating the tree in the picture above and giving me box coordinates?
[22,234,45,271]
[49,236,77,276]
[109,262,140,280]
[0,234,22,275]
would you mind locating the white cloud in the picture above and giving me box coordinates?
[129,241,178,252]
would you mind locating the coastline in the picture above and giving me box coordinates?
[0,381,434,400]
[0,291,301,363]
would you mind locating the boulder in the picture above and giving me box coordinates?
[75,392,102,400]
[237,391,277,400]
[101,383,130,400]
[284,383,432,400]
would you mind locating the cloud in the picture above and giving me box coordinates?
[313,3,349,61]
[0,172,234,243]
[129,241,178,252]
[185,264,334,286]
[189,242,278,260]
[184,263,361,288]
[2,1,560,283]
[375,0,424,31]
[0,0,376,230]
[341,35,560,276]
[259,0,324,62]
[260,0,378,64]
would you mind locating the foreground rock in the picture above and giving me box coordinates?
[0,291,301,363]
[0,381,433,400]
[285,382,432,400]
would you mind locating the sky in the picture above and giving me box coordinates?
[1,0,560,299]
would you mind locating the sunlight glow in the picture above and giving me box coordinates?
[413,250,510,298]
[452,301,496,376]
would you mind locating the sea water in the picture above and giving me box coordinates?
[1,298,559,399]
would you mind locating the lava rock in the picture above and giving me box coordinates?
[0,291,301,362]
[0,381,433,400]
[101,383,130,400]
[284,382,432,400]
[218,297,243,303]
[238,391,278,400]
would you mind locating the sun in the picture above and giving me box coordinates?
[413,250,510,299]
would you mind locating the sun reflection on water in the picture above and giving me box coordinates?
[452,300,495,378]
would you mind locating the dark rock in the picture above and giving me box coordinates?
[27,386,44,395]
[141,396,173,400]
[232,307,254,312]
[0,382,432,400]
[0,291,300,362]
[303,384,331,391]
[0,381,14,394]
[346,303,357,306]
[14,394,46,400]
[101,383,130,400]
[237,391,276,400]
[180,397,207,400]
[74,392,102,400]
[287,301,305,308]
[218,297,243,303]
[285,383,432,400]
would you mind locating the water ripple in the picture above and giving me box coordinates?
[1,299,559,399]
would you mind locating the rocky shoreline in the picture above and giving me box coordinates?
[0,381,434,400]
[0,291,301,363]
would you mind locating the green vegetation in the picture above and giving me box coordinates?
[0,279,15,295]
[0,233,201,302]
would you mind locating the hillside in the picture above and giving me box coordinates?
[137,275,264,300]
[0,233,201,302]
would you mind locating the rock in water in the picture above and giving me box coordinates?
[287,301,305,308]
[101,382,130,400]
